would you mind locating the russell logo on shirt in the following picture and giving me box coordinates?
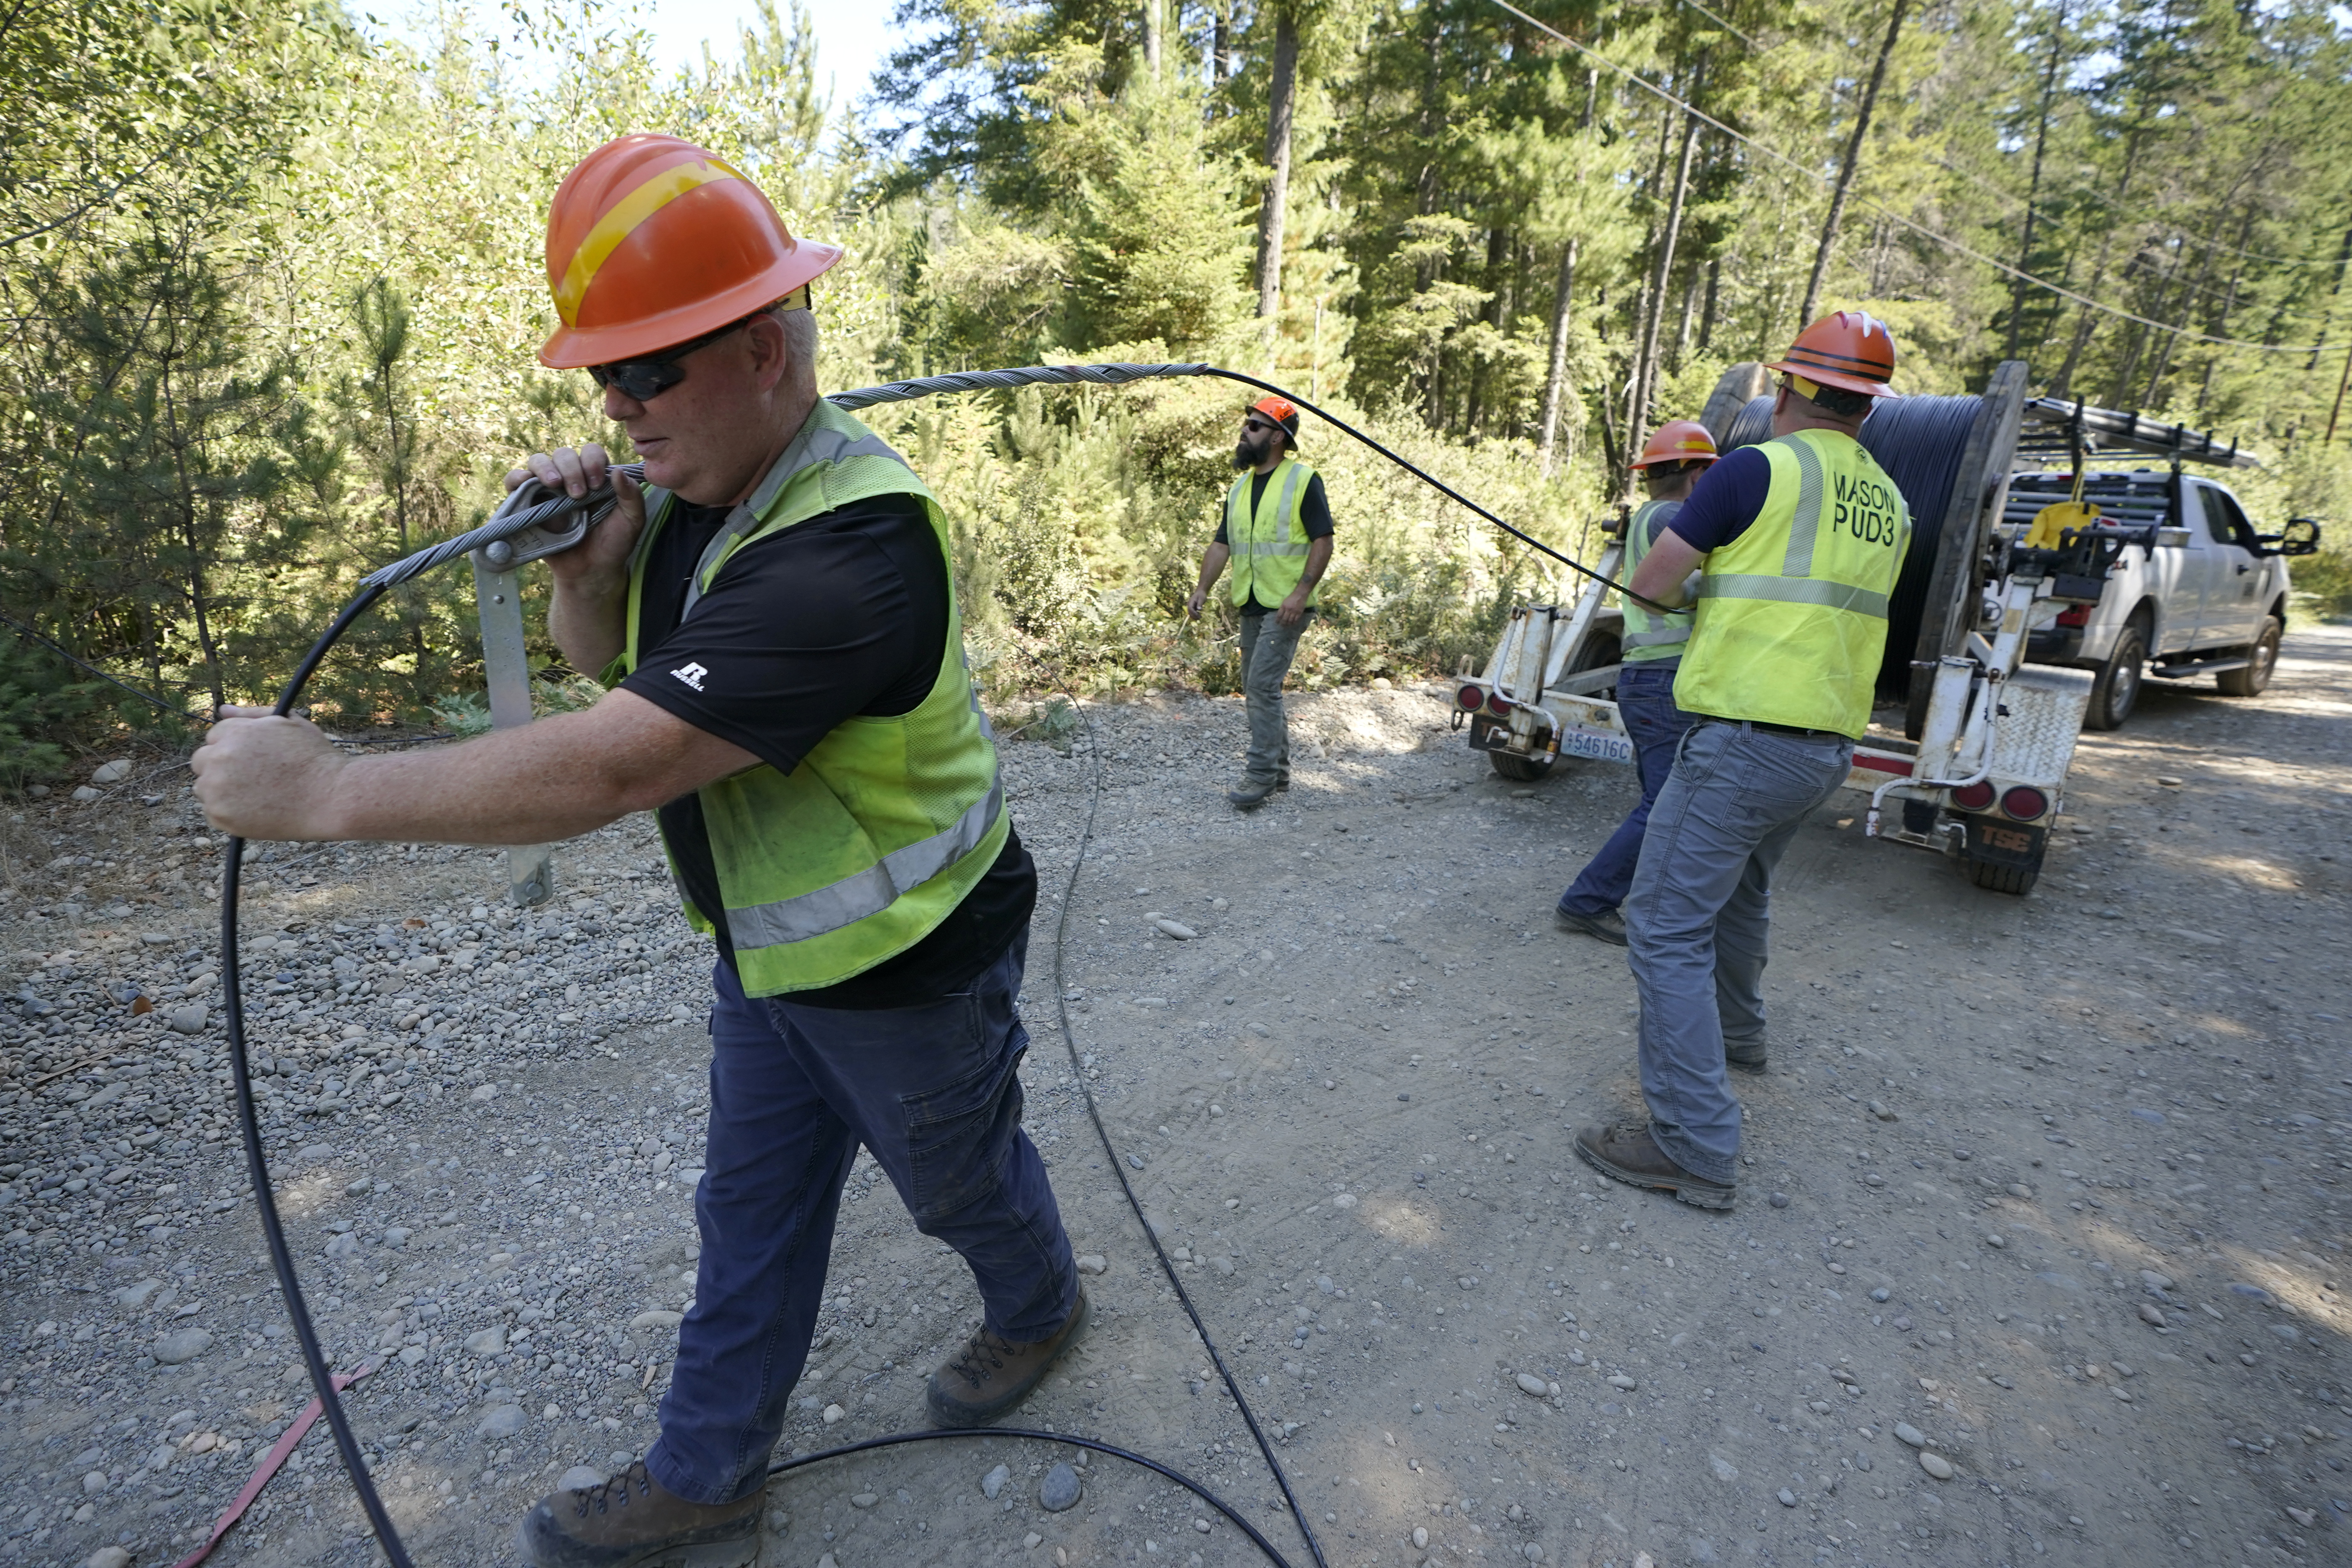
[671,662,709,691]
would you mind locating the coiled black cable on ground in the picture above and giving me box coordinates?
[221,362,1547,1566]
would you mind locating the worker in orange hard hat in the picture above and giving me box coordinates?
[1572,311,1912,1214]
[1186,393,1338,809]
[1553,418,1716,946]
[192,134,1087,1567]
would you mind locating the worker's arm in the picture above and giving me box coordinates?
[190,688,757,845]
[1276,534,1335,627]
[1629,529,1704,610]
[514,443,649,677]
[1185,541,1231,621]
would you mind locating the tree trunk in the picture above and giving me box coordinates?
[1796,0,1909,327]
[1536,238,1582,475]
[1698,256,1721,354]
[2142,216,2228,409]
[1534,69,1599,475]
[1630,57,1706,452]
[2006,0,2068,361]
[1213,1,1231,86]
[1141,0,1162,80]
[1254,3,1300,334]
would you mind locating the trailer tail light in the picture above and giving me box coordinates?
[1457,683,1485,711]
[2054,604,2092,627]
[2001,785,2050,821]
[1485,690,1513,717]
[1951,780,1996,810]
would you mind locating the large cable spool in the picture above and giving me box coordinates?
[1710,366,2026,709]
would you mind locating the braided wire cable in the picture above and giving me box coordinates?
[357,463,646,591]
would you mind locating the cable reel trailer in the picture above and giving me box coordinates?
[1455,358,2142,896]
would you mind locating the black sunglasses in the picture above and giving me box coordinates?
[586,316,757,402]
[1241,416,1280,434]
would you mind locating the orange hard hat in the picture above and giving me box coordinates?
[1629,419,1718,470]
[1766,309,1900,400]
[538,133,843,368]
[1247,393,1301,442]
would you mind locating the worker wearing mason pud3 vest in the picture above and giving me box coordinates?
[1554,420,1717,947]
[1185,395,1336,811]
[189,135,1085,1568]
[1573,311,1913,1212]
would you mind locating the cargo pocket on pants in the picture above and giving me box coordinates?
[899,1000,1022,1223]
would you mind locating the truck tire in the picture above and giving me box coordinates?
[2216,615,2280,697]
[1488,749,1552,781]
[2084,614,2148,731]
[1967,857,2039,895]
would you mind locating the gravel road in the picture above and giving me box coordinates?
[3,624,2347,1568]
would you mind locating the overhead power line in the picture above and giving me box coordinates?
[1489,0,2337,354]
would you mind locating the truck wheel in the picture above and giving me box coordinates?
[2084,616,2148,731]
[2216,616,2281,697]
[1488,749,1553,782]
[1967,857,2039,895]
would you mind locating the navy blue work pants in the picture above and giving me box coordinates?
[1557,660,1698,917]
[646,933,1077,1504]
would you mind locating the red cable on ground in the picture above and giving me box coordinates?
[169,1358,381,1568]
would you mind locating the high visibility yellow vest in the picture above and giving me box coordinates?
[612,401,1008,997]
[1618,499,1693,665]
[1226,458,1321,609]
[1671,430,1911,739]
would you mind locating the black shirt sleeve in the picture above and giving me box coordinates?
[620,495,947,777]
[1297,473,1334,539]
[1665,446,1773,554]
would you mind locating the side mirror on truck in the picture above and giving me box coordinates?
[2260,517,2323,558]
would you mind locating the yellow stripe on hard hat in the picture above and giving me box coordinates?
[554,158,741,326]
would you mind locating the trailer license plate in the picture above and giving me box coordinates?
[1558,727,1634,764]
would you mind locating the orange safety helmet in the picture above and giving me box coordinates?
[1766,309,1901,400]
[538,133,843,369]
[1247,393,1301,446]
[1629,419,1718,470]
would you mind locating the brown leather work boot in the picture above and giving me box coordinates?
[1574,1122,1736,1211]
[515,1460,762,1568]
[926,1288,1090,1429]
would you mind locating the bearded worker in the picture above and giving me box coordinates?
[190,135,1086,1568]
[1574,312,1913,1211]
[1185,395,1335,810]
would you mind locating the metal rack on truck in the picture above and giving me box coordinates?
[1448,360,2288,897]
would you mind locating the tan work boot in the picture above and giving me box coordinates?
[926,1288,1090,1428]
[515,1460,762,1568]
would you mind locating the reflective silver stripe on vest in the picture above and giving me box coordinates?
[1695,573,1890,618]
[1621,626,1691,649]
[680,418,915,621]
[726,775,1005,946]
[1781,436,1826,578]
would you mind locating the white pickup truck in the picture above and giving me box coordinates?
[2003,401,2321,729]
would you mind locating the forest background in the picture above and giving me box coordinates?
[4,0,2352,785]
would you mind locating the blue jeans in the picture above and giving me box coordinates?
[1623,720,1852,1184]
[646,934,1077,1504]
[1558,660,1696,917]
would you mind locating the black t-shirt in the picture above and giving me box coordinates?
[1213,468,1335,613]
[619,491,1036,1009]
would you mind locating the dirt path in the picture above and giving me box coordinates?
[3,625,2347,1568]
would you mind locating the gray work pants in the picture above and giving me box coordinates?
[1237,608,1311,786]
[1623,719,1852,1184]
